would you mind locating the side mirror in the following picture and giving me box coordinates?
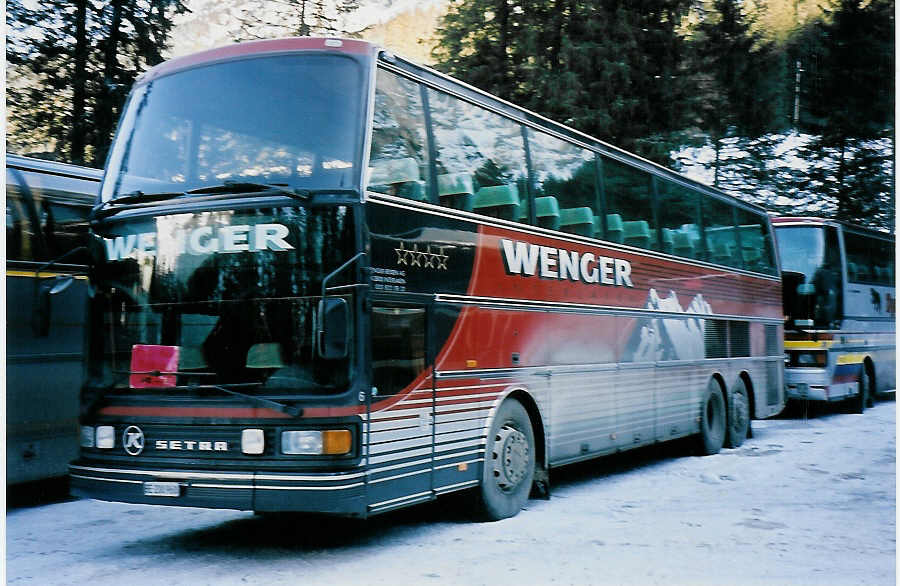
[317,298,349,359]
[32,276,74,337]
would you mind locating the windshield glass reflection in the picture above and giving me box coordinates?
[87,206,355,395]
[102,54,364,201]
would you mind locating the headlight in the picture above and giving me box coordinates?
[95,426,115,448]
[281,430,351,455]
[241,429,265,455]
[80,426,95,448]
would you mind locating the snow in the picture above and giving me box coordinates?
[5,400,895,585]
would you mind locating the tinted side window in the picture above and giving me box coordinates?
[845,231,894,284]
[369,69,431,202]
[702,197,739,268]
[528,129,598,237]
[736,208,777,275]
[6,192,35,262]
[602,156,655,250]
[657,179,700,258]
[371,306,427,399]
[428,89,529,222]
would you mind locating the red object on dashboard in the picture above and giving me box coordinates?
[130,344,179,388]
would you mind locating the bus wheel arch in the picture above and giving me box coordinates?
[697,375,727,455]
[506,389,549,498]
[478,391,541,520]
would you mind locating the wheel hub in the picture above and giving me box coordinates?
[492,425,529,491]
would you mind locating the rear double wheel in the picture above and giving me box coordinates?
[725,379,751,449]
[478,400,535,521]
[697,379,726,455]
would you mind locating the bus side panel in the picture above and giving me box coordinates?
[6,276,87,484]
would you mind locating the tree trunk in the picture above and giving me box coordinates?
[70,0,89,164]
[92,0,123,166]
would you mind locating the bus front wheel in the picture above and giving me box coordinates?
[479,399,535,521]
[697,380,726,455]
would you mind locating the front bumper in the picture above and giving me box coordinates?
[784,367,857,402]
[69,462,367,515]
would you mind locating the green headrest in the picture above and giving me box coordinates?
[623,220,650,238]
[474,184,519,208]
[606,214,624,231]
[369,157,420,185]
[534,196,560,218]
[437,173,474,196]
[559,207,594,227]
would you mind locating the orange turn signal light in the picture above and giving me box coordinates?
[322,430,352,455]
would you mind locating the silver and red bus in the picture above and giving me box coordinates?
[69,38,784,519]
[774,217,895,411]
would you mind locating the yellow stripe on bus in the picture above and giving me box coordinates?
[784,340,833,350]
[836,354,867,365]
[6,270,88,280]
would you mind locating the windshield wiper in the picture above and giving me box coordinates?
[91,181,314,220]
[203,383,302,417]
[84,378,302,418]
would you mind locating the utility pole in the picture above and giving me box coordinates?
[793,60,803,126]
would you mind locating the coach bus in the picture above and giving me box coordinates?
[7,154,101,486]
[68,38,784,520]
[773,217,895,412]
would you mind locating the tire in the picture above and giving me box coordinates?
[853,366,869,414]
[478,400,536,521]
[864,365,876,408]
[725,379,751,449]
[697,379,726,455]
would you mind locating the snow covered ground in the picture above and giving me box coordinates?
[6,399,895,586]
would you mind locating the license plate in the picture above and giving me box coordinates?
[143,481,181,497]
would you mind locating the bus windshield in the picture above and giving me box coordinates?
[101,53,364,202]
[85,206,356,396]
[776,225,843,329]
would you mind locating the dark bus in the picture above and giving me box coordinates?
[7,154,101,485]
[69,38,784,520]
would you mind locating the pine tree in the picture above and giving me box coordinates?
[7,0,187,166]
[432,0,696,164]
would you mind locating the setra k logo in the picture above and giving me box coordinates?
[123,425,145,456]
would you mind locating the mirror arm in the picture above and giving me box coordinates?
[321,252,366,300]
[33,245,89,279]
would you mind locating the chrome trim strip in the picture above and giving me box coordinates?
[368,490,432,510]
[433,293,783,324]
[434,479,479,494]
[368,468,430,485]
[434,458,482,471]
[71,464,367,483]
[70,465,254,481]
[254,482,364,491]
[70,474,141,485]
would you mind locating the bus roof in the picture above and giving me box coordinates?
[138,37,375,85]
[137,36,767,218]
[7,153,103,182]
[772,216,894,240]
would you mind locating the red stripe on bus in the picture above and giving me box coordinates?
[98,406,294,419]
